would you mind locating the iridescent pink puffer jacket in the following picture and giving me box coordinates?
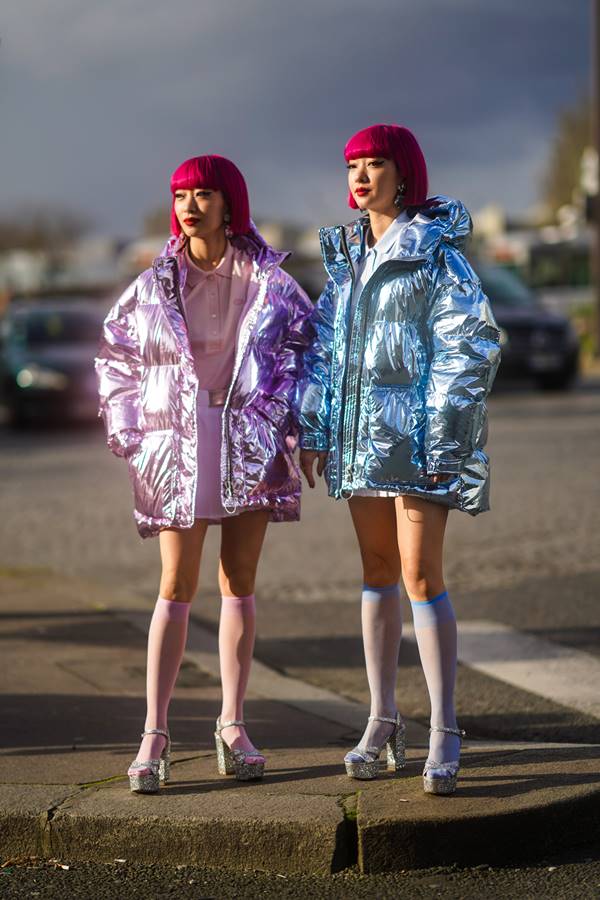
[95,225,313,537]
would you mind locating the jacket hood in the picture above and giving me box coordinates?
[319,195,472,285]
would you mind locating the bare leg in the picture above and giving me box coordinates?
[217,509,270,756]
[348,496,402,750]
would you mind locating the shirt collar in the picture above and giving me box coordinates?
[366,210,410,259]
[186,239,234,282]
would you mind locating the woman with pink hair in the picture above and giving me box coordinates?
[96,154,312,792]
[299,124,500,794]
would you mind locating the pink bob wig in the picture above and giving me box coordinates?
[169,154,251,237]
[344,124,428,209]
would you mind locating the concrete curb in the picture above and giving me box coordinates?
[357,746,600,873]
[2,746,600,874]
[1,572,599,875]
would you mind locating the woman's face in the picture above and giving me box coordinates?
[346,157,402,215]
[173,187,228,238]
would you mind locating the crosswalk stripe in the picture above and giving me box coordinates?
[405,620,600,719]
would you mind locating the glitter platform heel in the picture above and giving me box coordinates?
[423,725,466,795]
[214,717,265,781]
[344,713,406,780]
[127,728,171,794]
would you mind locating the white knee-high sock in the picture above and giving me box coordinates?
[358,583,402,748]
[410,591,460,763]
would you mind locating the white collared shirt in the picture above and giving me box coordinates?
[352,210,411,309]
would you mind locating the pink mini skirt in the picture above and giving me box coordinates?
[194,389,240,523]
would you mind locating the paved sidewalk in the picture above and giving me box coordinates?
[1,569,599,874]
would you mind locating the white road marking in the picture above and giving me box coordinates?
[405,620,600,719]
[122,600,600,737]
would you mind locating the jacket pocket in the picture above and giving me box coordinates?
[363,385,426,484]
[239,405,299,497]
[127,431,176,519]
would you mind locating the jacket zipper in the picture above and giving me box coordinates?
[221,273,271,511]
[339,255,429,493]
[336,227,356,495]
[172,260,189,329]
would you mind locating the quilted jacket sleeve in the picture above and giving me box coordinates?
[270,273,315,437]
[424,251,501,474]
[298,278,336,452]
[95,279,144,458]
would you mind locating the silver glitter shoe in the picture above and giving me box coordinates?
[344,713,406,780]
[423,726,466,795]
[214,717,265,781]
[127,728,171,794]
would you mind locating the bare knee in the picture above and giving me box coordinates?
[159,569,197,604]
[361,551,400,589]
[401,562,444,602]
[219,562,257,598]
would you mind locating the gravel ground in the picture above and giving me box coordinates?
[1,846,600,899]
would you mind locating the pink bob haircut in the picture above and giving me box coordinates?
[169,154,251,237]
[344,124,428,209]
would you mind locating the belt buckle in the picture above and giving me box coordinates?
[208,389,227,407]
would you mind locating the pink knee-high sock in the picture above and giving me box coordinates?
[134,596,190,765]
[218,593,261,757]
[219,593,256,722]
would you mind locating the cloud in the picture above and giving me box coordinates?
[0,0,590,233]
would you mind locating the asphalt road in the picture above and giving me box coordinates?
[1,848,599,900]
[1,378,599,748]
[1,378,600,897]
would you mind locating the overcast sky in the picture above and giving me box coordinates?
[1,0,590,237]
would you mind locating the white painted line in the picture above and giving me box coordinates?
[406,619,599,720]
[119,605,600,744]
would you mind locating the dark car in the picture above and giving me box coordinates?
[0,298,108,424]
[476,264,580,390]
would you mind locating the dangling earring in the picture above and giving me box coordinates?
[223,212,231,224]
[394,181,407,208]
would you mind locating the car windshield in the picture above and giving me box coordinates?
[11,308,103,347]
[477,266,535,308]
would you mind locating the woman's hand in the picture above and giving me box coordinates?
[428,473,453,484]
[300,450,328,488]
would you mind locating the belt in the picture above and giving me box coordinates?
[199,388,227,407]
[209,389,227,407]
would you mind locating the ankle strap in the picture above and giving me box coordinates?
[368,714,399,725]
[429,726,466,738]
[217,718,245,729]
[141,728,169,739]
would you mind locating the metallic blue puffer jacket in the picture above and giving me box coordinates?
[299,196,501,515]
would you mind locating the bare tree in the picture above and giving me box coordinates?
[540,94,592,218]
[0,207,92,252]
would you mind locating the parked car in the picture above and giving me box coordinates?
[0,298,108,424]
[475,264,580,390]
